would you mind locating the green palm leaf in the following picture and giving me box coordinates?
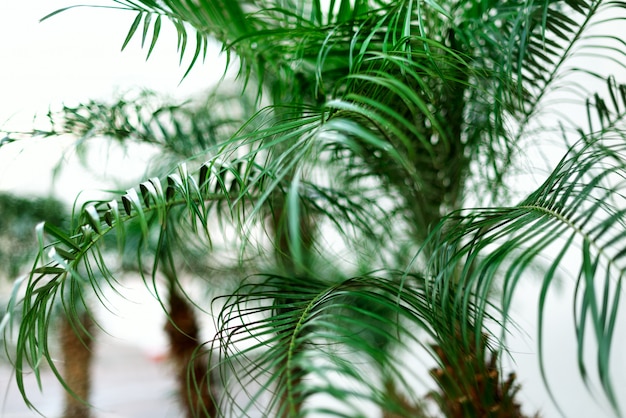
[426,137,626,414]
[213,272,438,417]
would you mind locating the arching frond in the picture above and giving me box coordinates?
[212,272,437,417]
[575,74,626,140]
[25,89,256,165]
[426,136,626,414]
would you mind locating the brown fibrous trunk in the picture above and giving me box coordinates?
[60,311,94,418]
[164,287,217,417]
[428,333,540,418]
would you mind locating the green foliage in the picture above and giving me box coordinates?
[426,137,626,410]
[0,193,67,278]
[5,0,626,416]
[0,193,68,363]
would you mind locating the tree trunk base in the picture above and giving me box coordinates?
[60,311,94,418]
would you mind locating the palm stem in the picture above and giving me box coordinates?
[60,311,94,418]
[164,284,217,417]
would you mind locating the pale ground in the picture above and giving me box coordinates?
[0,279,185,418]
[0,334,184,418]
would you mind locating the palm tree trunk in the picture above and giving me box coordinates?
[428,330,536,418]
[164,285,217,417]
[60,311,94,418]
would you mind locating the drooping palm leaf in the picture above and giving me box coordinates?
[426,136,626,414]
[212,271,441,417]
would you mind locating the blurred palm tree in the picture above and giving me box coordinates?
[0,193,94,417]
[5,0,626,417]
[0,193,66,279]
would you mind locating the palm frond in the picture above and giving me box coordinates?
[575,73,626,140]
[426,136,626,414]
[5,159,238,389]
[10,1,626,416]
[447,0,626,192]
[31,89,254,162]
[212,271,438,417]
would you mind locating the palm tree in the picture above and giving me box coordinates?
[0,193,95,417]
[0,193,67,363]
[3,90,259,417]
[5,0,626,416]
